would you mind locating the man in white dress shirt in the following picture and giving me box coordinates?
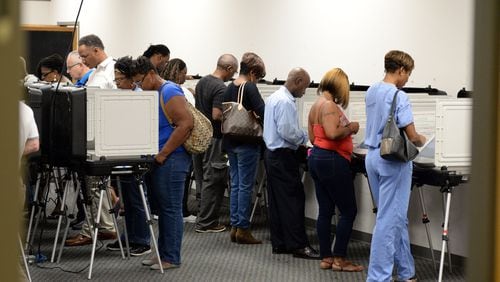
[65,34,118,246]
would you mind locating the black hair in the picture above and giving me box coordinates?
[114,56,134,79]
[161,58,186,84]
[78,34,105,49]
[130,56,157,76]
[142,44,170,58]
[35,53,64,79]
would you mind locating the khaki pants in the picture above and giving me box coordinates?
[80,176,116,237]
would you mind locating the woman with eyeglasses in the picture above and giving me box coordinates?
[222,52,266,244]
[104,56,152,257]
[36,53,72,84]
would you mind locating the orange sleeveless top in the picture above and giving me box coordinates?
[312,106,353,161]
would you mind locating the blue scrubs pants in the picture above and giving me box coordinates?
[366,148,415,282]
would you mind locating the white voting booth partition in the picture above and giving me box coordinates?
[86,89,159,159]
[434,99,472,169]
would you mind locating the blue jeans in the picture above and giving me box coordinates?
[308,147,357,258]
[366,148,415,282]
[119,175,150,246]
[227,144,260,229]
[152,151,191,265]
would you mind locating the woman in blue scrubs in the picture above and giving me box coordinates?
[364,50,426,282]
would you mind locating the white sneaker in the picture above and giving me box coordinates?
[183,215,197,223]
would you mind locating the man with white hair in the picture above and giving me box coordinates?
[66,50,93,87]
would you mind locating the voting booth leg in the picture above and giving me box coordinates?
[105,181,126,260]
[441,190,453,273]
[364,173,378,214]
[415,185,437,274]
[25,172,42,251]
[57,172,87,263]
[137,176,163,273]
[116,176,130,259]
[438,189,453,282]
[51,172,72,262]
[18,234,32,282]
[27,173,49,254]
[250,162,268,224]
[88,177,125,279]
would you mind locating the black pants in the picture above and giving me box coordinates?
[264,148,308,250]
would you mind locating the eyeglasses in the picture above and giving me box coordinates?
[41,70,54,79]
[134,73,148,88]
[67,62,81,71]
[114,76,128,84]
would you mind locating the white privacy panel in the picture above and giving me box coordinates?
[92,90,158,158]
[434,99,472,168]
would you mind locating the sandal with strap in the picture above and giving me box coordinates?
[320,258,334,269]
[331,258,364,272]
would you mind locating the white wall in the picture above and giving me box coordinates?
[21,0,474,257]
[21,0,474,96]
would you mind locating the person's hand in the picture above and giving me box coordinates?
[418,134,427,147]
[348,122,359,134]
[154,153,168,166]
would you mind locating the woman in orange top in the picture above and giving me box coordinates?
[307,68,363,272]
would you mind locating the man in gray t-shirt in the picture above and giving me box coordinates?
[193,54,238,233]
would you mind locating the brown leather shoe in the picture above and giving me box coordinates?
[97,231,117,241]
[235,228,262,244]
[230,227,237,243]
[65,235,92,246]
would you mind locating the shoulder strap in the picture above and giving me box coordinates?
[389,90,400,117]
[237,82,246,105]
[160,92,174,126]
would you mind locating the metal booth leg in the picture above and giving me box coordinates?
[19,234,32,282]
[51,169,72,263]
[363,173,378,214]
[415,184,437,274]
[25,172,42,251]
[116,176,130,259]
[137,175,164,274]
[250,163,266,224]
[438,187,453,282]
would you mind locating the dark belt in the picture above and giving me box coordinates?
[272,147,296,153]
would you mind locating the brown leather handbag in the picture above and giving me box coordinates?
[221,82,263,141]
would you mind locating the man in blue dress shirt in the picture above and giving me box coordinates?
[263,68,319,259]
[66,50,94,87]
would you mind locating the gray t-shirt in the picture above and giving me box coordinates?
[195,74,226,138]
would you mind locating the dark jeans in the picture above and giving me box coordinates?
[152,151,191,264]
[119,175,150,246]
[264,148,308,250]
[308,147,357,258]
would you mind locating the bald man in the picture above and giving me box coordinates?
[263,68,319,259]
[193,54,238,232]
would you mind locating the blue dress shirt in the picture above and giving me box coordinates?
[263,86,307,151]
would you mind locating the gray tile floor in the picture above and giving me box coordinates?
[24,193,465,281]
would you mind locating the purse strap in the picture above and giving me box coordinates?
[160,91,174,126]
[237,82,247,105]
[388,90,400,118]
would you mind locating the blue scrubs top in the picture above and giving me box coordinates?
[364,81,414,149]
